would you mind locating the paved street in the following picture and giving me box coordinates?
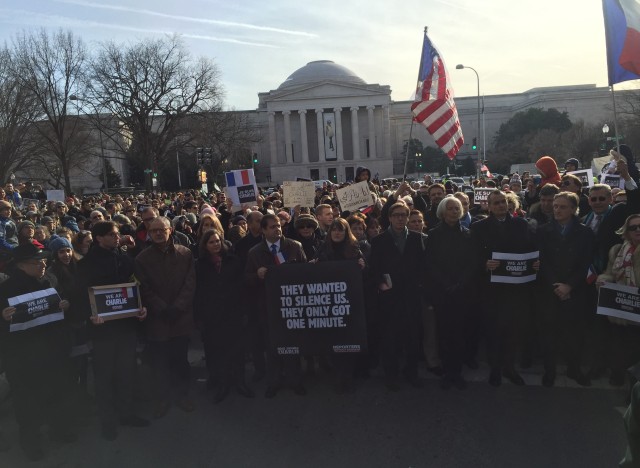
[0,358,630,468]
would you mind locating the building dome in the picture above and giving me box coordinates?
[278,60,366,90]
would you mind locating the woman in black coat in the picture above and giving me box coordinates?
[425,196,476,390]
[316,218,365,393]
[537,192,594,387]
[194,229,253,403]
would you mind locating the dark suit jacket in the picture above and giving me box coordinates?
[369,228,425,309]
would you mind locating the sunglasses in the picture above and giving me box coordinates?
[590,196,608,202]
[628,224,640,232]
[299,225,314,229]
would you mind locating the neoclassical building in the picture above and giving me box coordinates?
[254,60,394,183]
[248,60,620,184]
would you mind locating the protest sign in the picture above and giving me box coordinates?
[597,282,640,324]
[8,288,63,332]
[602,173,625,189]
[88,282,141,321]
[336,181,372,212]
[46,190,65,202]
[490,251,539,284]
[567,169,594,188]
[283,181,315,207]
[473,188,494,204]
[265,261,367,355]
[224,169,259,206]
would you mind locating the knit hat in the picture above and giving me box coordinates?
[294,214,319,230]
[17,220,35,232]
[48,236,73,254]
[564,158,580,171]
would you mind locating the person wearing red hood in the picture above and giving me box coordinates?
[536,156,562,189]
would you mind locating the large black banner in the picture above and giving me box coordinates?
[265,261,367,355]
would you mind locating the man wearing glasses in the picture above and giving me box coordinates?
[76,221,147,442]
[370,202,426,391]
[135,217,196,417]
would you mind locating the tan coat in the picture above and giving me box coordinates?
[135,241,196,341]
[597,242,640,326]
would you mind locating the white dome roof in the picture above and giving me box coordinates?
[278,60,366,90]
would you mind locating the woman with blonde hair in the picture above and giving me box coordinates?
[597,214,640,386]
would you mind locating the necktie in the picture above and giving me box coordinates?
[271,244,278,255]
[592,214,602,233]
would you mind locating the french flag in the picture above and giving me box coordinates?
[225,170,251,187]
[603,0,640,85]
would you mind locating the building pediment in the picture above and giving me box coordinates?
[260,81,390,108]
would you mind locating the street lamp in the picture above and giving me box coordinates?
[456,64,481,178]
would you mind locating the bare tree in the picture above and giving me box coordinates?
[0,45,41,184]
[11,29,93,194]
[88,35,223,190]
[190,111,261,184]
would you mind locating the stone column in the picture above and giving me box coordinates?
[351,106,360,160]
[382,105,391,159]
[333,107,343,161]
[367,105,377,160]
[298,110,309,164]
[283,111,292,164]
[315,108,324,161]
[268,111,277,164]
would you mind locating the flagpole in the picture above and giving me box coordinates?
[404,26,428,182]
[610,84,621,153]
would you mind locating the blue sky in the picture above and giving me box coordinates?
[0,0,626,110]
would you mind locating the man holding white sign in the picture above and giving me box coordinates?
[0,244,74,461]
[76,221,148,441]
[470,190,537,387]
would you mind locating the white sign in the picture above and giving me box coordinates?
[46,190,65,202]
[336,181,372,212]
[224,169,259,207]
[473,188,494,204]
[283,181,316,207]
[8,288,63,332]
[602,173,625,189]
[490,251,539,284]
[597,281,640,324]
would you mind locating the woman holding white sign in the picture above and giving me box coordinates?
[597,214,640,387]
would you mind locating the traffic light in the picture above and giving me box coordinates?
[253,153,258,164]
[472,138,477,151]
[198,169,207,183]
[153,172,157,178]
[203,148,212,165]
[417,161,423,169]
[196,147,204,165]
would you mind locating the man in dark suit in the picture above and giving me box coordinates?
[470,190,537,387]
[245,214,307,398]
[370,202,426,391]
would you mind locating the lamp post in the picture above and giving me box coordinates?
[455,64,481,179]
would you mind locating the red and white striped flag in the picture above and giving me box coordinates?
[411,32,464,160]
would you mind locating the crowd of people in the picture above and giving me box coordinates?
[0,148,639,461]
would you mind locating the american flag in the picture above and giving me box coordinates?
[411,33,464,160]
